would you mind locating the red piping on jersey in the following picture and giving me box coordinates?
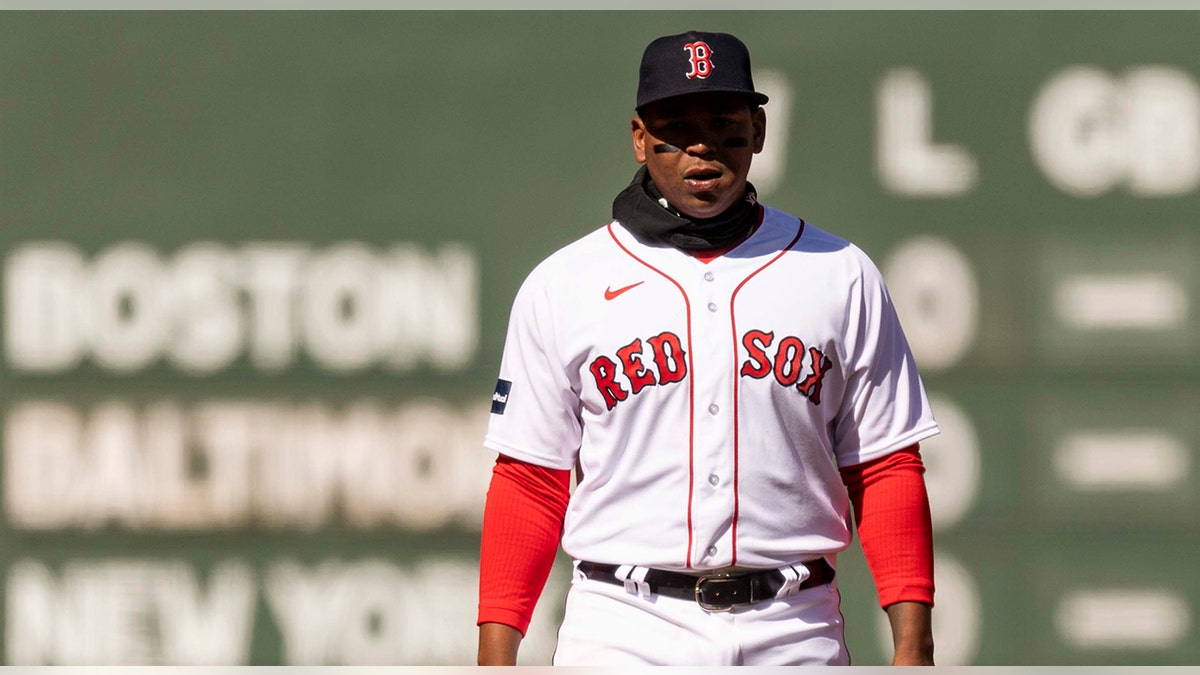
[727,216,805,566]
[607,222,698,568]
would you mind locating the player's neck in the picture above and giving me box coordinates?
[686,209,763,263]
[612,165,760,253]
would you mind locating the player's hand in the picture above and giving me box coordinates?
[478,622,523,666]
[885,601,934,665]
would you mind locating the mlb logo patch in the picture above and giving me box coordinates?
[491,379,512,414]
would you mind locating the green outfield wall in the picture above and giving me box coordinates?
[2,11,1199,665]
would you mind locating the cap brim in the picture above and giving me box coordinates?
[636,88,770,113]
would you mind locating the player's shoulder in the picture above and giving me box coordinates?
[510,223,618,303]
[523,223,615,280]
[762,205,882,280]
[543,223,618,265]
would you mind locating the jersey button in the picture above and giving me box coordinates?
[704,271,715,282]
[707,302,718,312]
[708,404,719,415]
[708,474,719,486]
[707,546,718,556]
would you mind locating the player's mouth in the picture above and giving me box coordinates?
[683,167,724,191]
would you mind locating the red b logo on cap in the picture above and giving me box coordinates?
[683,41,714,79]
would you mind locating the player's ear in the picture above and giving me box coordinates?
[631,116,649,164]
[751,106,766,154]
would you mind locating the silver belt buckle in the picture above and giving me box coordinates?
[694,574,742,612]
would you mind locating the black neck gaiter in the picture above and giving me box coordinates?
[612,165,759,252]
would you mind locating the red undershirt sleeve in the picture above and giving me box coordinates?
[477,453,572,635]
[840,444,935,609]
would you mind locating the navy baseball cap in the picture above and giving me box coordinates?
[636,31,769,112]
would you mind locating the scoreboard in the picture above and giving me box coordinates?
[1,11,1197,665]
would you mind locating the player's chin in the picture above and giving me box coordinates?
[678,192,738,219]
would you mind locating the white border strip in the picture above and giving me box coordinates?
[3,3,1200,9]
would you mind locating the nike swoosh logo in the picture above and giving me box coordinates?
[604,281,644,301]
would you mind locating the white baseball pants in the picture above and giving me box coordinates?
[553,563,850,665]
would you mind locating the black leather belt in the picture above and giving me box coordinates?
[577,558,835,611]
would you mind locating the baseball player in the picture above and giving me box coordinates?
[477,31,938,666]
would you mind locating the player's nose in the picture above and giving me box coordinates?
[684,138,718,158]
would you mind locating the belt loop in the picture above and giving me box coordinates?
[776,562,812,599]
[615,564,652,597]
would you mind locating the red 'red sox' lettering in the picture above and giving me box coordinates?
[589,355,628,409]
[590,332,687,410]
[647,332,687,385]
[739,329,831,405]
[591,330,827,410]
[739,329,774,378]
[616,338,657,395]
[797,346,832,405]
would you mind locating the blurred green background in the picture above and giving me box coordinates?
[2,11,1198,665]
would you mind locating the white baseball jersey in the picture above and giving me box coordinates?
[485,205,938,571]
